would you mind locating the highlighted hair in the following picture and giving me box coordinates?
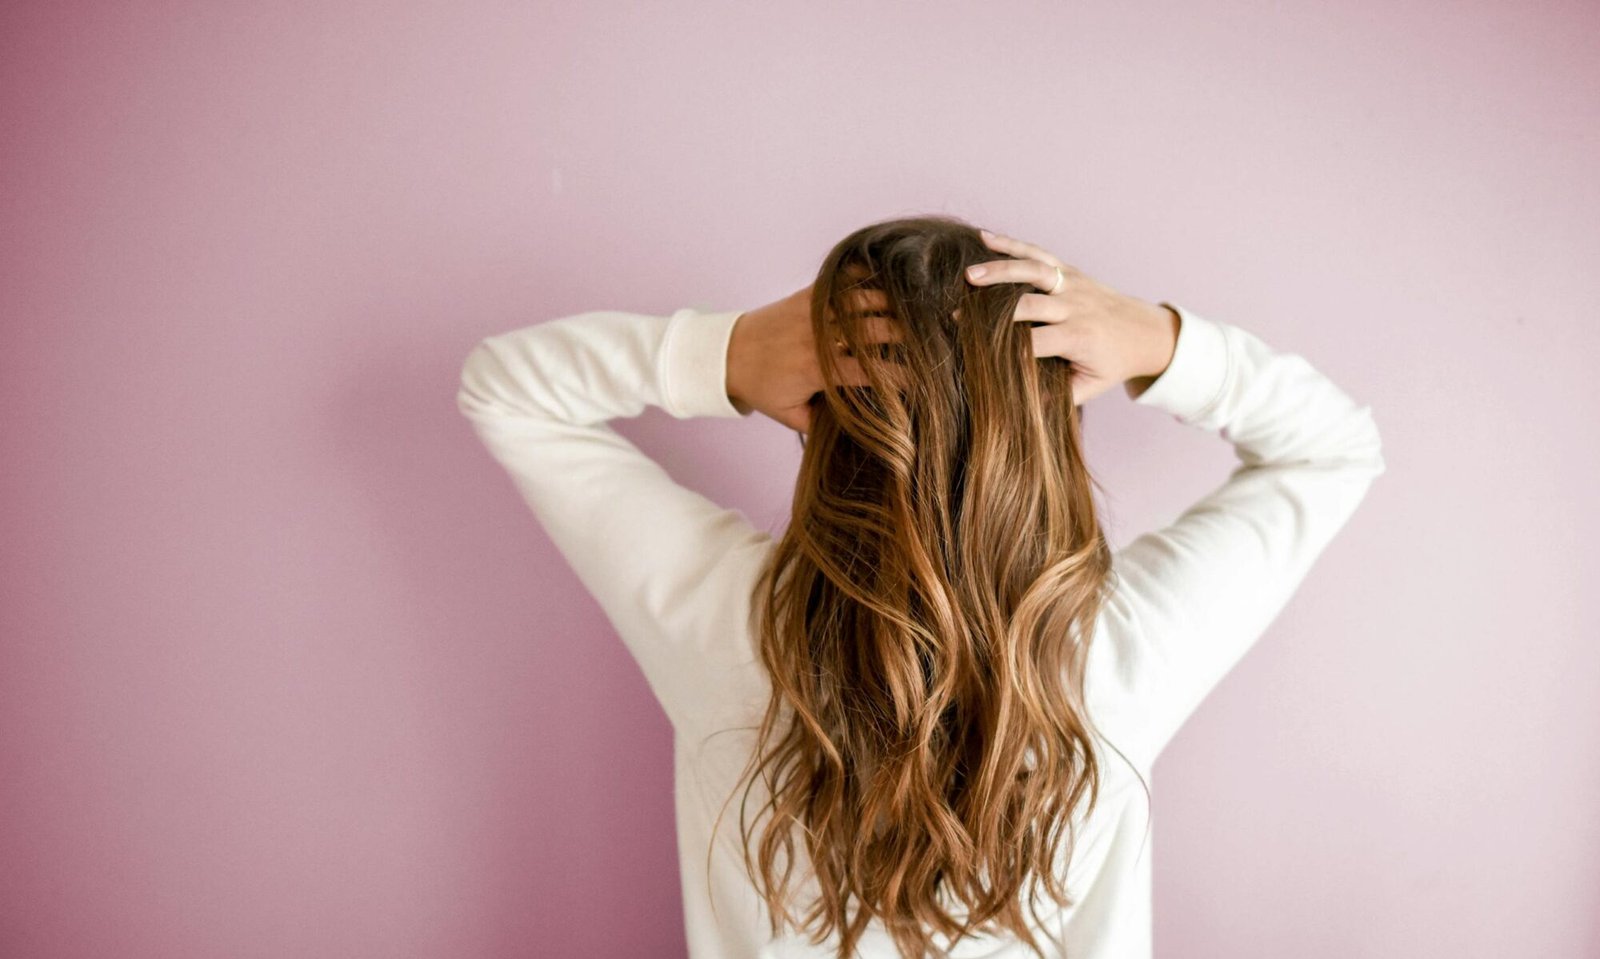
[720,215,1123,958]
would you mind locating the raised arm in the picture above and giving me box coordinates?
[1092,302,1387,768]
[455,307,776,736]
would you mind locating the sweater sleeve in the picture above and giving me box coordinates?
[455,307,775,735]
[1090,302,1387,770]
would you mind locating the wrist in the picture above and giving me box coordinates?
[1121,299,1179,400]
[1132,299,1179,380]
[725,311,756,414]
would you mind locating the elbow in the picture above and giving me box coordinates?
[456,337,507,420]
[456,333,564,426]
[1303,402,1386,481]
[1347,402,1387,482]
[1363,403,1386,476]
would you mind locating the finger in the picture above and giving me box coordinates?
[833,355,874,387]
[827,314,904,351]
[832,353,913,392]
[776,403,811,435]
[1010,292,1070,324]
[966,258,1064,293]
[979,229,1064,269]
[853,314,903,345]
[1030,322,1086,360]
[838,288,891,314]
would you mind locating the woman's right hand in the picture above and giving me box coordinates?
[727,285,899,435]
[964,228,1180,404]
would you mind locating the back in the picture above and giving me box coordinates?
[454,294,1385,957]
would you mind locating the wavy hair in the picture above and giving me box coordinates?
[718,215,1121,958]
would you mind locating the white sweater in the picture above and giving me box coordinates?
[456,301,1385,958]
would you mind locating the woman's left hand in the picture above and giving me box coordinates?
[726,284,897,434]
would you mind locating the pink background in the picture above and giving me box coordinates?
[3,2,1597,956]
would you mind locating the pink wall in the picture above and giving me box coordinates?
[3,1,1596,956]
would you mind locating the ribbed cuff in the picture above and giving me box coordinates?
[659,307,750,420]
[1131,302,1231,424]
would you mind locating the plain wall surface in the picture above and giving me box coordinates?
[3,1,1597,956]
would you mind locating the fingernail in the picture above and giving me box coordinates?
[979,229,993,239]
[967,265,987,279]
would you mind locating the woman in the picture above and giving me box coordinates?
[456,216,1385,958]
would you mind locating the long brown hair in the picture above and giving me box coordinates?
[723,215,1117,958]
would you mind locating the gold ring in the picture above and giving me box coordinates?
[1049,265,1065,295]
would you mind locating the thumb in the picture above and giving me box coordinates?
[771,401,813,435]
